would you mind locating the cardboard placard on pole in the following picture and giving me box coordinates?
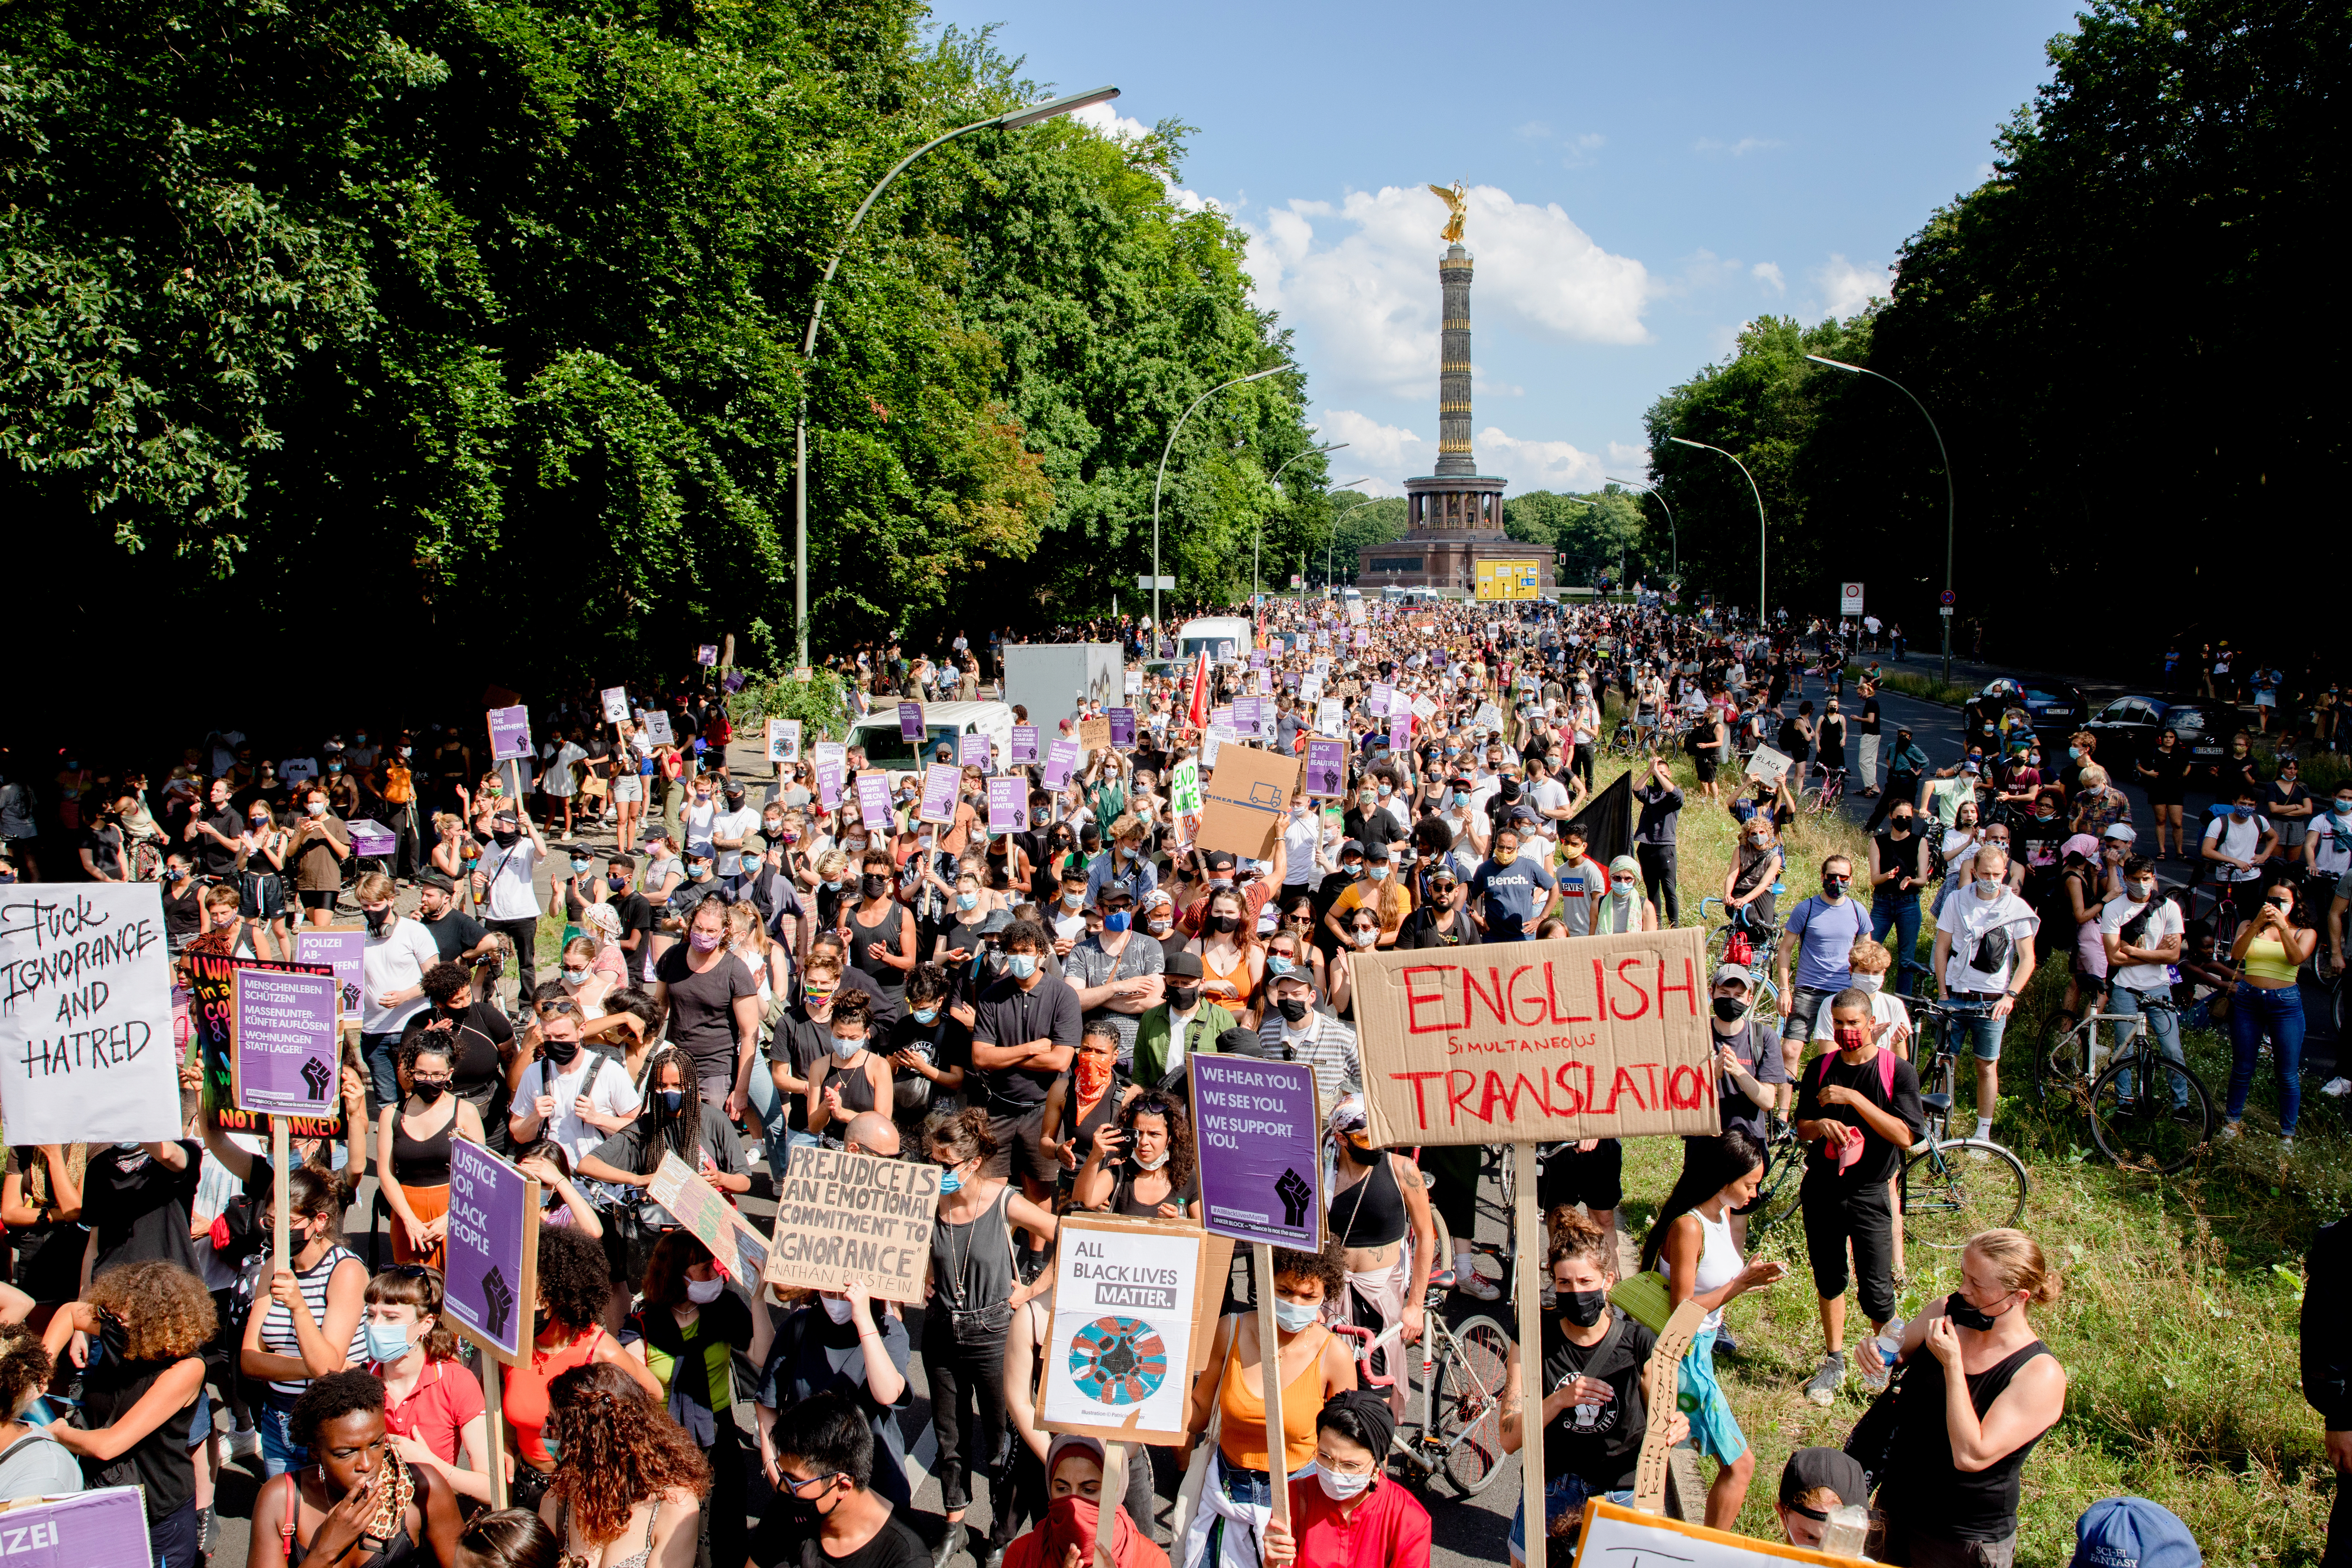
[0,884,180,1145]
[1194,743,1298,862]
[1038,1215,1209,1445]
[443,1140,542,1508]
[763,1145,941,1303]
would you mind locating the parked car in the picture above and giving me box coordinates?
[2086,695,2172,764]
[1975,677,2087,739]
[2156,701,2233,766]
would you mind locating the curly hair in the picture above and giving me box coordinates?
[367,1266,461,1362]
[535,1223,612,1333]
[419,962,474,1007]
[290,1368,387,1453]
[399,1034,457,1082]
[1119,1092,1195,1195]
[456,1508,560,1568]
[88,1262,216,1362]
[0,1324,53,1416]
[1269,1238,1346,1304]
[545,1365,710,1544]
[1546,1207,1614,1277]
[639,1230,714,1312]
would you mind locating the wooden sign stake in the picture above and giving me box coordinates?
[1515,1142,1546,1560]
[1253,1243,1290,1537]
[270,1116,291,1276]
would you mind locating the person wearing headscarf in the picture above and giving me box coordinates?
[1003,1435,1170,1568]
[1261,1392,1431,1568]
[1593,855,1658,933]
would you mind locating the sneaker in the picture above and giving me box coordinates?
[2216,1121,2241,1142]
[1454,1265,1501,1302]
[1804,1352,1847,1406]
[229,1421,260,1458]
[2278,1135,2295,1154]
[1711,1325,1740,1356]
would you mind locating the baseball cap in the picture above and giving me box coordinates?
[1777,1448,1868,1517]
[1203,850,1238,873]
[1713,963,1755,989]
[1164,951,1205,980]
[2069,1499,2201,1568]
[1362,842,1391,863]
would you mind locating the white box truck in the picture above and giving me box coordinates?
[999,642,1125,728]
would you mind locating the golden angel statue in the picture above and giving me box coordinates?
[1426,181,1467,244]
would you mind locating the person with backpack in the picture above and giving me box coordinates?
[1774,854,1875,1083]
[1931,844,2042,1146]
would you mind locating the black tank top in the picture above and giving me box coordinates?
[1874,828,1920,902]
[1882,1331,2053,1541]
[848,901,907,995]
[392,1104,455,1185]
[1327,1152,1407,1248]
[83,1352,198,1521]
[829,1054,881,1114]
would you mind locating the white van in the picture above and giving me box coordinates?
[1174,615,1253,666]
[842,701,1016,784]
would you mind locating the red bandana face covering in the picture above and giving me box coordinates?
[1076,1055,1114,1100]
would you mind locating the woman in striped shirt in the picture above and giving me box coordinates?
[239,1166,369,1477]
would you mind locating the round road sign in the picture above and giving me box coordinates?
[1939,589,1957,606]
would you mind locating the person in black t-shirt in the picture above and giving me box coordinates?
[751,1391,928,1568]
[159,851,203,951]
[1794,988,1924,1408]
[80,1138,203,1282]
[183,777,247,879]
[403,961,518,1145]
[1398,867,1477,947]
[413,872,495,962]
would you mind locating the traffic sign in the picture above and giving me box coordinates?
[1138,575,1175,590]
[1939,589,1956,606]
[1840,581,1865,615]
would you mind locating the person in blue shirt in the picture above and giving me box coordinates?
[1468,826,1557,943]
[1774,854,1875,1083]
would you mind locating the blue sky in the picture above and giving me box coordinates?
[927,0,2085,498]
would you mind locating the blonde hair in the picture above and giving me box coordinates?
[1967,1229,2062,1305]
[816,850,850,881]
[2078,765,2109,789]
[354,870,397,904]
[1846,938,1891,976]
[724,900,769,953]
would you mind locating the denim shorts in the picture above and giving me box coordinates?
[1510,1473,1635,1561]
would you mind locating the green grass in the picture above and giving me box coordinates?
[1846,663,1974,707]
[1576,722,2344,1564]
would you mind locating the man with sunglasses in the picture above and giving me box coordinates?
[751,1392,926,1568]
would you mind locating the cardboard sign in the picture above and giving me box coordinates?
[959,732,993,772]
[1345,599,1366,625]
[1042,738,1083,791]
[347,818,396,859]
[987,777,1029,835]
[696,643,719,666]
[898,701,924,741]
[0,1487,151,1568]
[191,952,341,1144]
[1746,745,1793,785]
[639,709,675,746]
[292,927,367,1024]
[230,968,341,1117]
[855,772,894,834]
[0,885,181,1144]
[1572,1500,1866,1568]
[1413,694,1438,720]
[1304,739,1347,799]
[766,719,802,764]
[1473,701,1504,732]
[813,757,844,814]
[601,686,630,723]
[1039,1216,1208,1445]
[1196,742,1298,861]
[1079,716,1112,752]
[488,705,533,764]
[1010,725,1040,766]
[648,1152,772,1299]
[764,1145,941,1303]
[918,763,961,826]
[1349,926,1716,1145]
[1108,708,1136,749]
[443,1140,539,1361]
[1189,1056,1321,1248]
[1169,760,1203,816]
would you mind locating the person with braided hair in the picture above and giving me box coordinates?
[246,1367,465,1568]
[539,1361,708,1568]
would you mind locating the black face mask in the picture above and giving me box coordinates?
[412,1080,447,1105]
[363,907,392,937]
[494,827,521,847]
[543,1037,580,1065]
[861,874,889,899]
[1944,1292,2004,1332]
[98,1313,131,1363]
[1168,986,1200,1011]
[1711,995,1749,1022]
[1276,997,1310,1024]
[1558,1289,1608,1329]
[1208,914,1240,935]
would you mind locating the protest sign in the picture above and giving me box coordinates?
[1198,725,1235,768]
[1196,742,1297,861]
[1412,694,1438,721]
[1298,674,1324,705]
[1473,701,1504,731]
[1315,698,1343,735]
[1388,713,1412,751]
[1345,599,1365,625]
[959,732,993,771]
[1169,760,1202,816]
[1746,745,1793,785]
[0,1487,151,1567]
[1042,738,1082,791]
[813,757,844,814]
[1078,716,1111,752]
[1124,669,1143,696]
[1230,697,1262,742]
[918,764,961,826]
[1571,1500,1864,1568]
[1009,725,1040,766]
[292,927,366,1024]
[854,773,893,835]
[1107,708,1136,749]
[1189,1056,1320,1248]
[764,1145,941,1303]
[191,952,341,1144]
[1354,628,1371,648]
[488,706,532,763]
[1303,739,1347,799]
[648,1152,771,1298]
[812,740,846,767]
[897,702,924,741]
[600,687,630,723]
[1367,682,1394,717]
[1039,1216,1207,1445]
[1217,639,1236,662]
[1249,648,1266,668]
[0,885,179,1144]
[1348,926,1715,1145]
[987,777,1028,834]
[347,819,396,860]
[443,1140,538,1361]
[230,968,341,1117]
[695,643,719,666]
[639,710,675,746]
[1209,706,1233,731]
[1256,669,1273,696]
[766,719,801,765]
[723,670,747,693]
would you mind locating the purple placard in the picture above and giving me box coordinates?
[292,928,367,1023]
[1009,725,1040,766]
[813,757,844,813]
[1107,708,1136,749]
[1354,628,1371,648]
[1304,739,1347,799]
[1250,648,1267,669]
[1388,712,1412,752]
[1189,1054,1322,1247]
[696,643,719,666]
[0,1487,151,1568]
[1231,697,1262,741]
[1042,738,1082,791]
[919,763,961,825]
[347,818,396,858]
[987,777,1029,835]
[855,773,893,833]
[488,704,532,763]
[1367,682,1394,717]
[722,669,746,693]
[445,1139,533,1358]
[231,967,341,1116]
[959,732,993,772]
[897,701,924,741]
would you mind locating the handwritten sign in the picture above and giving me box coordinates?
[191,953,341,1144]
[918,764,961,826]
[1042,738,1082,791]
[230,968,341,1116]
[764,1145,941,1303]
[854,773,894,835]
[1349,926,1716,1144]
[1169,759,1203,816]
[1078,715,1111,753]
[1473,701,1504,732]
[488,705,532,764]
[898,702,924,742]
[292,928,367,1024]
[766,719,802,764]
[0,886,179,1144]
[1010,725,1040,766]
[1039,1216,1206,1445]
[1304,739,1347,799]
[1746,745,1793,785]
[987,777,1029,835]
[648,1152,771,1299]
[959,732,993,772]
[601,687,630,723]
[443,1140,538,1361]
[1189,1056,1320,1248]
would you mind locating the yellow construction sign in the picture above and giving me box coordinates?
[1474,559,1541,600]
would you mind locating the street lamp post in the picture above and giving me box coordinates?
[1805,353,1956,683]
[1667,436,1768,622]
[1604,475,1677,577]
[1151,365,1287,635]
[1321,478,1376,592]
[1261,442,1347,599]
[792,86,1119,669]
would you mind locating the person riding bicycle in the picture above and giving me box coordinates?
[1930,843,2040,1147]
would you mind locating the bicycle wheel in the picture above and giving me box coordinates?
[2087,1051,2213,1175]
[1434,1314,1513,1497]
[2034,1021,2090,1105]
[1739,1137,1805,1239]
[1899,1139,2029,1250]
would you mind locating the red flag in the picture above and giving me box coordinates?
[1187,651,1210,730]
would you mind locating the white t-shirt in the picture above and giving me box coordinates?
[1936,887,2041,994]
[509,1050,643,1165]
[362,917,443,1034]
[2203,813,2270,882]
[2310,813,2352,879]
[710,807,762,877]
[682,799,719,857]
[2100,893,2182,993]
[1528,777,1572,835]
[1281,809,1321,888]
[480,836,544,921]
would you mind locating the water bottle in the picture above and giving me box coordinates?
[1874,1319,1905,1372]
[1818,1503,1870,1558]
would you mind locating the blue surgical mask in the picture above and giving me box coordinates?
[364,1322,414,1365]
[1368,865,1390,880]
[939,1165,965,1194]
[1008,953,1039,979]
[1267,955,1296,977]
[1273,1298,1320,1333]
[824,879,842,892]
[913,1007,940,1025]
[1102,911,1131,933]
[2067,746,2080,760]
[956,891,978,911]
[570,857,592,873]
[607,873,628,891]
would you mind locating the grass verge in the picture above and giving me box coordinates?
[1846,663,1974,707]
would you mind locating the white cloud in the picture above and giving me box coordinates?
[1312,412,1627,497]
[1169,187,1224,214]
[1563,132,1606,168]
[1751,261,1786,294]
[1071,100,1152,142]
[1475,427,1607,494]
[1604,439,1652,476]
[1515,120,1552,140]
[1814,254,1893,319]
[1314,411,1425,495]
[1694,136,1784,157]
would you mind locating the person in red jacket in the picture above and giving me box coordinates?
[1262,1391,1431,1568]
[1002,1434,1167,1568]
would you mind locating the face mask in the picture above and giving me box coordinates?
[1612,877,1635,894]
[858,873,888,899]
[1712,995,1748,1022]
[307,800,328,818]
[846,837,868,852]
[956,891,979,911]
[1850,973,1884,995]
[328,762,344,774]
[365,1322,416,1364]
[1973,876,2002,898]
[570,857,592,874]
[1148,918,1173,936]
[821,1296,856,1325]
[1168,985,1200,1011]
[913,1007,940,1025]
[764,820,784,837]
[1103,911,1132,933]
[363,907,391,937]
[1273,1297,1320,1333]
[824,879,842,892]
[1267,955,1295,977]
[686,1276,725,1305]
[832,1034,864,1060]
[1075,1056,1113,1097]
[2067,746,2080,760]
[1558,1289,1608,1329]
[689,929,722,953]
[543,1037,580,1065]
[1208,913,1240,935]
[1835,1023,1872,1053]
[1276,997,1310,1025]
[658,1089,685,1113]
[938,1165,965,1195]
[2232,806,2254,820]
[414,1078,448,1105]
[1318,1467,1373,1502]
[1340,862,1363,879]
[1944,1292,2005,1333]
[2127,880,2154,903]
[1008,953,1038,979]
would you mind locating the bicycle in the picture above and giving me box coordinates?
[1700,896,1783,1016]
[1800,763,1848,817]
[1733,1114,1807,1240]
[2067,991,2214,1174]
[1890,991,2032,1248]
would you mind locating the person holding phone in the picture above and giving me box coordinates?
[2223,879,2316,1147]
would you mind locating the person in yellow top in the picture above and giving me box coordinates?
[1322,842,1415,953]
[2223,877,2316,1147]
[379,733,421,882]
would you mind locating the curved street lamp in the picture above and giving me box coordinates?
[1257,442,1346,599]
[1667,436,1768,623]
[1805,353,1957,681]
[1322,479,1377,591]
[1605,475,1677,578]
[793,85,1120,668]
[1150,365,1288,633]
